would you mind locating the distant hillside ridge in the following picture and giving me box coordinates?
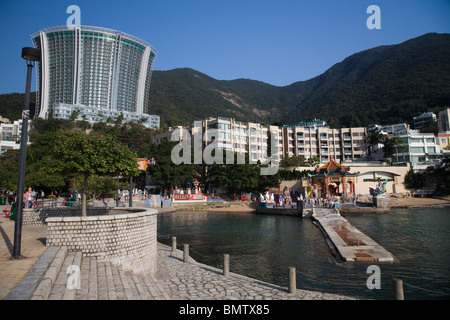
[147,32,450,127]
[2,33,449,128]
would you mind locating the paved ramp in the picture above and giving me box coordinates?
[312,207,394,262]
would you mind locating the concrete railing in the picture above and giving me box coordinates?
[22,207,142,226]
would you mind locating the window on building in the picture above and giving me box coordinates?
[411,147,425,153]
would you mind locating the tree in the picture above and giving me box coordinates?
[367,129,384,157]
[26,156,67,194]
[280,155,307,168]
[206,153,279,194]
[72,175,128,201]
[404,169,426,191]
[116,113,124,125]
[281,155,320,168]
[382,136,407,162]
[51,132,140,216]
[404,160,450,195]
[0,149,19,191]
[422,159,450,195]
[208,161,260,194]
[26,131,68,194]
[143,141,198,192]
[70,110,79,121]
[306,157,320,167]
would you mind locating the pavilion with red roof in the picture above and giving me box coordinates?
[310,156,358,198]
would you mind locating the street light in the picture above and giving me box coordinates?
[11,47,40,259]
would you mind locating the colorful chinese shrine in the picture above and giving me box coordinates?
[310,156,358,198]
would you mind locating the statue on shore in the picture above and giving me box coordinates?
[370,178,387,198]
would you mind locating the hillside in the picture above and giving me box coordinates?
[147,32,450,127]
[0,93,36,121]
[147,68,287,126]
[2,33,450,128]
[287,33,450,127]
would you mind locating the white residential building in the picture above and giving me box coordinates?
[393,130,441,171]
[282,125,368,163]
[201,117,282,164]
[0,120,30,154]
[52,103,160,129]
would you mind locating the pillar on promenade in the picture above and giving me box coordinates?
[393,278,404,300]
[183,244,189,262]
[172,237,177,252]
[223,254,230,277]
[288,267,296,294]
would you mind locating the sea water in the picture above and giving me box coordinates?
[157,206,450,300]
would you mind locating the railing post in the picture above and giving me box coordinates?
[288,267,296,294]
[172,237,177,252]
[183,244,189,262]
[223,254,230,277]
[393,278,404,300]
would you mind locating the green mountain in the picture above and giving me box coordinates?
[2,33,450,128]
[0,93,36,122]
[287,32,450,128]
[147,68,286,126]
[148,32,450,128]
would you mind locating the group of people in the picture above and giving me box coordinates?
[4,187,43,209]
[255,189,361,211]
[308,195,340,208]
[256,190,305,209]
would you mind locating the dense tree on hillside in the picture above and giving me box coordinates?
[0,92,36,121]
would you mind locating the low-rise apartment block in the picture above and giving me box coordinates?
[282,125,368,163]
[0,120,30,154]
[201,117,282,163]
[394,131,441,171]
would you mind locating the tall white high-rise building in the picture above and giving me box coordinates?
[31,25,159,128]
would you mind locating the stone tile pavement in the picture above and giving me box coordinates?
[154,243,354,300]
[0,205,48,299]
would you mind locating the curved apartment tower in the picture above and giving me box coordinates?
[32,26,158,127]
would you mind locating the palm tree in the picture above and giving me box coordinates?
[382,136,407,164]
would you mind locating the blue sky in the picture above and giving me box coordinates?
[0,0,449,94]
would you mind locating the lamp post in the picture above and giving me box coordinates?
[11,47,40,259]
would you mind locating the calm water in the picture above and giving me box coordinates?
[157,206,450,300]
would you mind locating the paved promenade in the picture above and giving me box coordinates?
[1,205,354,300]
[0,205,48,299]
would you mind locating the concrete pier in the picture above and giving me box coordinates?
[312,207,394,262]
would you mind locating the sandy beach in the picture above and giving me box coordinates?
[388,195,450,208]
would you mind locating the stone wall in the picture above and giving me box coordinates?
[45,208,158,275]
